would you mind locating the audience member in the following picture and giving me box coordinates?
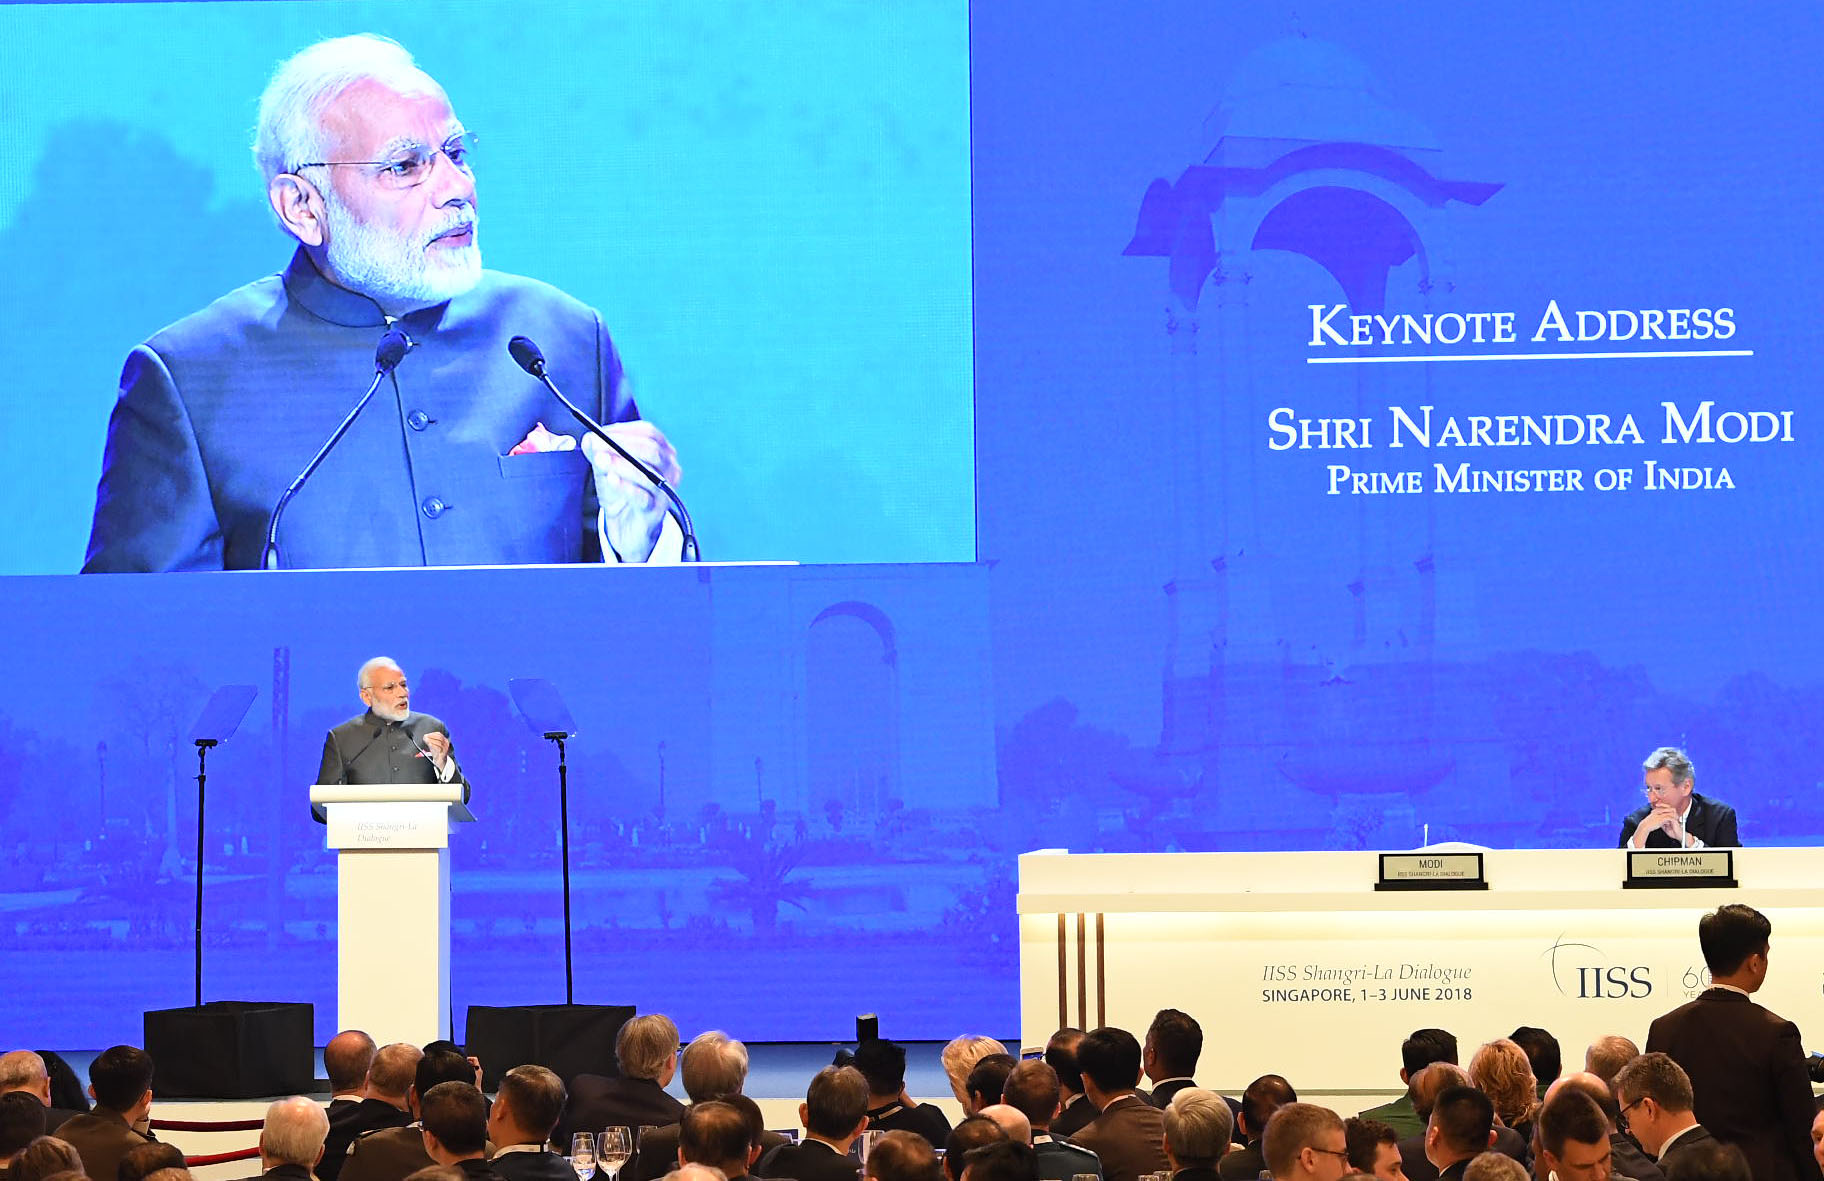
[327,1034,380,1114]
[1,1092,48,1166]
[38,1058,87,1118]
[966,1060,1018,1119]
[755,1066,868,1181]
[660,1169,724,1181]
[864,1130,942,1181]
[1360,1032,1458,1140]
[1422,1088,1492,1181]
[486,1066,572,1181]
[1143,1012,1204,1109]
[321,1043,421,1181]
[942,1042,1010,1114]
[1535,1090,1612,1181]
[10,1136,85,1181]
[1262,1104,1347,1181]
[558,1016,686,1148]
[56,1044,155,1181]
[1584,1040,1640,1092]
[1004,1061,1101,1181]
[121,1142,187,1181]
[342,1048,478,1181]
[235,1096,331,1181]
[1219,1075,1297,1181]
[1465,1043,1534,1144]
[1507,1030,1561,1096]
[1811,1110,1823,1174]
[1458,1154,1524,1181]
[1066,1028,1168,1181]
[943,1119,1010,1181]
[419,1084,496,1181]
[959,1142,1036,1181]
[855,1041,951,1149]
[1044,1033,1095,1140]
[1342,1118,1402,1181]
[677,1101,757,1181]
[1613,1054,1713,1168]
[1663,1142,1750,1181]
[1543,1073,1658,1181]
[0,1055,76,1136]
[1646,904,1820,1181]
[978,1108,1031,1146]
[1161,1089,1231,1181]
[631,1033,787,1181]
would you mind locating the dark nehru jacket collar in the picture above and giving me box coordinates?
[282,246,451,334]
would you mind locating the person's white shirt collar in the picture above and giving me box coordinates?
[1710,982,1752,997]
[492,1143,549,1157]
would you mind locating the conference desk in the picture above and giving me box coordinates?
[1017,848,1824,1093]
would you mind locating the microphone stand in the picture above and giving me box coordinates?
[193,737,216,1009]
[545,730,575,1004]
[261,370,390,570]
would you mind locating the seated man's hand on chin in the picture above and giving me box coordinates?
[583,419,682,562]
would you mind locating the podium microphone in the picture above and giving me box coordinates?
[507,335,700,561]
[261,327,413,570]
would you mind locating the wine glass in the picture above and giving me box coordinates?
[599,1126,633,1181]
[571,1133,597,1181]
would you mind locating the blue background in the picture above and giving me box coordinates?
[3,0,1822,1049]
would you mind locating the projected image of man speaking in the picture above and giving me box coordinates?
[82,34,681,572]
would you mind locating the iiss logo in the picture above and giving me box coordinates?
[1544,935,1653,1000]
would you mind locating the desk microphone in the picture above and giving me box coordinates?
[507,335,699,561]
[262,327,413,570]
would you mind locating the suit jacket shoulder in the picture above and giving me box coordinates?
[1068,1099,1168,1181]
[754,1140,858,1181]
[342,1123,433,1181]
[489,1152,579,1181]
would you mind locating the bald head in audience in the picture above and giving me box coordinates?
[866,1130,942,1181]
[325,1032,377,1101]
[977,1105,1031,1145]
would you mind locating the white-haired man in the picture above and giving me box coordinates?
[233,1097,332,1181]
[85,33,680,573]
[0,1051,78,1134]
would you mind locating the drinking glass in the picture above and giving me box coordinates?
[571,1133,596,1181]
[599,1126,633,1180]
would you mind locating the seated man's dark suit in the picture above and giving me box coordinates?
[754,1137,858,1181]
[454,1160,508,1181]
[1214,1145,1261,1181]
[489,1146,580,1181]
[1169,1168,1221,1181]
[865,1100,952,1149]
[1646,988,1822,1181]
[1617,794,1740,848]
[1436,1160,1473,1181]
[1051,1096,1098,1139]
[1068,1095,1169,1181]
[629,1121,788,1181]
[1657,1126,1717,1170]
[1032,1132,1102,1181]
[230,1161,318,1181]
[554,1076,685,1151]
[342,1123,434,1181]
[84,247,640,572]
[320,1098,414,1181]
[56,1107,154,1181]
[1609,1133,1665,1181]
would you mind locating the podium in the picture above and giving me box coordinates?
[310,784,474,1045]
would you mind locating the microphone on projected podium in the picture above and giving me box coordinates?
[507,334,700,561]
[261,326,414,570]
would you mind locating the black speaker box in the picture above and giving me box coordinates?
[143,1001,314,1099]
[464,1004,635,1089]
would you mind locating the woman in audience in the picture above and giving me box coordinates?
[1467,1041,1538,1146]
[940,1039,1009,1109]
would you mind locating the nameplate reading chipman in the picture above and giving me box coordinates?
[1375,852,1487,891]
[1623,849,1737,889]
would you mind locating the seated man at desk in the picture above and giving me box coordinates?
[1620,747,1739,850]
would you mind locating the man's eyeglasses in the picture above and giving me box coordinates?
[1310,1148,1351,1166]
[367,679,409,694]
[1618,1096,1645,1129]
[295,131,477,191]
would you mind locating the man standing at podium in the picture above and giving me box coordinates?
[318,657,469,803]
[1619,747,1738,849]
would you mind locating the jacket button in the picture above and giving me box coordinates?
[421,497,447,519]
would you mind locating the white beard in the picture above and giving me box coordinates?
[370,701,410,723]
[321,187,482,309]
